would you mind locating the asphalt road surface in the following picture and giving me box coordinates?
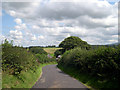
[32,64,88,89]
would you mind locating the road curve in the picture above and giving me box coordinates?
[32,64,88,89]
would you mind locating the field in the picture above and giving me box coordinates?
[43,48,62,57]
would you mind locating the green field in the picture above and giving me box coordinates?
[43,48,62,57]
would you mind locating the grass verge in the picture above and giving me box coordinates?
[2,62,57,88]
[57,65,119,90]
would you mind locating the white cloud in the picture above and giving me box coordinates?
[10,30,23,39]
[2,0,118,46]
[32,25,40,29]
[9,10,16,16]
[14,25,21,30]
[14,18,22,24]
[14,19,27,30]
[31,35,37,41]
[38,35,44,39]
[0,35,6,44]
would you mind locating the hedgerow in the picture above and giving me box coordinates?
[35,54,56,64]
[58,45,120,82]
[2,39,56,76]
[2,45,38,75]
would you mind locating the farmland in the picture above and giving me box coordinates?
[43,48,62,57]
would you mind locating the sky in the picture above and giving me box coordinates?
[1,0,119,47]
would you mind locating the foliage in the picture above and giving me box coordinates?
[2,39,13,48]
[58,46,120,85]
[2,62,57,88]
[2,40,39,75]
[58,65,119,89]
[45,45,56,48]
[29,47,47,55]
[35,54,56,64]
[59,36,91,50]
[54,49,65,57]
[2,47,38,75]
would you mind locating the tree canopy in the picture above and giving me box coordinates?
[59,36,91,50]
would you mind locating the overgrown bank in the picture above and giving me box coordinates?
[57,44,120,89]
[2,62,56,88]
[2,39,56,88]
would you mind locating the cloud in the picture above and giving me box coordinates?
[9,10,16,16]
[32,25,40,29]
[31,35,37,41]
[10,30,23,39]
[9,30,24,46]
[14,18,22,24]
[14,23,27,30]
[38,35,44,39]
[2,0,118,46]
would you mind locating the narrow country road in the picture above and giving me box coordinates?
[32,65,88,89]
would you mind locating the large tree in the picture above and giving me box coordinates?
[59,36,91,50]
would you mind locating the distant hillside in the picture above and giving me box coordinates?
[107,42,120,46]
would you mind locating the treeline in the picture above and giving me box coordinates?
[27,45,57,49]
[91,45,118,49]
[2,39,56,76]
[57,36,120,88]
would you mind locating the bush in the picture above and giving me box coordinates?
[2,40,39,75]
[58,46,120,81]
[35,54,56,64]
[29,47,47,55]
[54,49,65,57]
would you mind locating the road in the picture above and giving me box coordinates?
[32,64,88,89]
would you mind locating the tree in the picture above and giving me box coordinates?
[59,36,91,50]
[54,49,65,57]
[2,39,13,48]
[29,47,47,55]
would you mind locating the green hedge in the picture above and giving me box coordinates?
[58,45,120,82]
[2,46,38,75]
[35,54,56,64]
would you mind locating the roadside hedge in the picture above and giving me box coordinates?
[2,46,38,75]
[35,54,56,64]
[58,45,120,81]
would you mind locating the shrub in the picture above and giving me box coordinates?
[2,40,38,75]
[58,46,120,81]
[54,49,65,57]
[35,54,56,63]
[29,47,47,55]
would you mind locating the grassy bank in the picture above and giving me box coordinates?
[57,65,119,89]
[2,62,57,88]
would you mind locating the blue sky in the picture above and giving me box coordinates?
[2,10,16,35]
[1,0,118,46]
